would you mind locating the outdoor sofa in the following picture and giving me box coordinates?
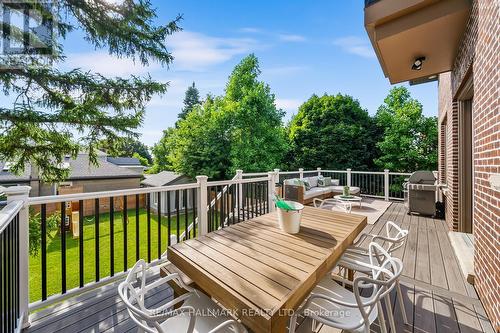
[283,175,360,205]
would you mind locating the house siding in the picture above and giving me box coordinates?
[438,0,499,328]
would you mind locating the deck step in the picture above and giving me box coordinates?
[448,232,475,285]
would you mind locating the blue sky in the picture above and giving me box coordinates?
[12,0,438,147]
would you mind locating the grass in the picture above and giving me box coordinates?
[29,208,194,302]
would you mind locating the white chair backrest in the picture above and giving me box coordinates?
[118,260,180,333]
[349,243,400,321]
[383,221,408,253]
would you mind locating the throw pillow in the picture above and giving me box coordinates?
[307,176,319,188]
[331,179,340,186]
[322,177,332,186]
[302,180,312,191]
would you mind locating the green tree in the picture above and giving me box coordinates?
[177,82,201,122]
[165,55,288,179]
[150,127,177,173]
[99,138,152,165]
[287,94,380,170]
[374,86,438,172]
[0,1,181,182]
[224,54,288,175]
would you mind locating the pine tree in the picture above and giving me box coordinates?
[178,82,201,121]
[0,1,181,182]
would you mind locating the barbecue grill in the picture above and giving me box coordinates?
[404,171,437,216]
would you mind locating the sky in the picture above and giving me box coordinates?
[6,0,438,147]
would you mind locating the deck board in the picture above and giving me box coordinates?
[24,202,494,333]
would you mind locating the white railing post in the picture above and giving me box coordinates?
[317,167,322,176]
[384,169,390,201]
[299,168,304,179]
[196,176,208,235]
[268,171,277,212]
[236,169,243,211]
[346,168,352,187]
[4,185,31,328]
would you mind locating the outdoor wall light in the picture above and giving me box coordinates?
[412,56,426,70]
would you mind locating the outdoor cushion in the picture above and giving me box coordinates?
[306,176,319,188]
[304,187,329,200]
[331,179,340,186]
[325,186,360,194]
[318,177,332,187]
[284,178,304,188]
[303,179,312,191]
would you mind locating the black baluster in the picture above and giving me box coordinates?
[41,204,47,300]
[135,194,140,261]
[192,188,197,237]
[94,199,99,282]
[221,186,225,228]
[123,196,128,272]
[176,190,180,243]
[61,201,67,293]
[167,191,171,246]
[157,192,162,259]
[184,189,189,239]
[147,193,151,263]
[110,197,114,277]
[79,200,84,287]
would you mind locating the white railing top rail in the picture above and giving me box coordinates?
[27,182,200,205]
[241,172,268,177]
[388,172,412,176]
[278,171,300,175]
[351,170,385,175]
[0,199,23,234]
[207,176,269,187]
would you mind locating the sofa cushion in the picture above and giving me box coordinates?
[305,176,319,188]
[325,186,360,194]
[318,177,332,187]
[304,187,329,200]
[331,179,340,186]
[302,179,312,191]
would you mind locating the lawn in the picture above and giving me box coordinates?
[29,208,194,302]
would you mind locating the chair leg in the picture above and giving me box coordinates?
[396,279,409,325]
[288,313,298,333]
[377,302,388,333]
[384,295,397,333]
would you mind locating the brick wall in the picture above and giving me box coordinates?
[438,0,499,328]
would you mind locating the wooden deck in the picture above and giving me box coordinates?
[24,202,494,333]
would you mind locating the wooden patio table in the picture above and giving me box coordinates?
[167,206,367,332]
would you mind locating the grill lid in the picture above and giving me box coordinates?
[408,171,436,184]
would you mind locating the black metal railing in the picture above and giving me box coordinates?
[320,171,348,186]
[0,210,20,333]
[207,180,269,232]
[389,174,408,199]
[30,187,198,303]
[351,172,385,197]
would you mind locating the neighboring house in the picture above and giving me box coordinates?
[141,171,194,214]
[365,0,499,327]
[0,151,143,197]
[106,156,146,174]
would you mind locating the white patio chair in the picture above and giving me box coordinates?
[337,221,409,329]
[289,242,402,333]
[313,198,352,213]
[118,259,247,333]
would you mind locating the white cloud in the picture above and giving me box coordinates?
[167,31,258,71]
[275,98,303,111]
[63,52,160,76]
[278,34,306,42]
[333,36,375,58]
[239,27,262,33]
